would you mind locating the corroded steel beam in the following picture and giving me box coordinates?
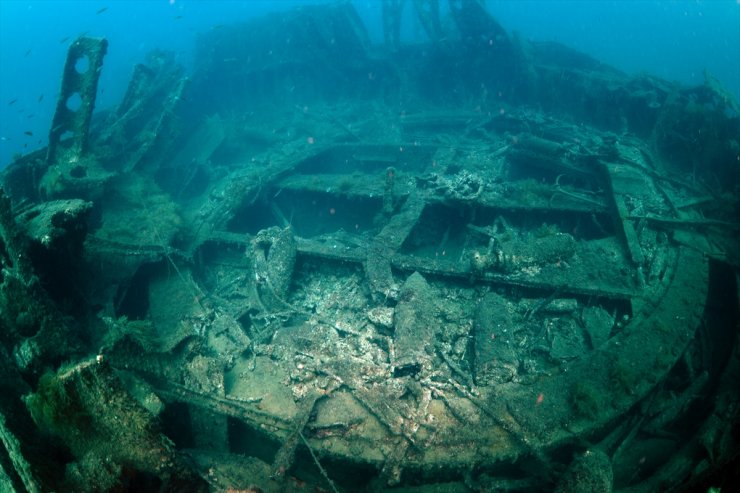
[46,37,108,164]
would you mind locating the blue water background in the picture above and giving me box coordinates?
[1,0,738,168]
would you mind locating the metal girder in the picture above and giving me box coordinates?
[46,37,108,165]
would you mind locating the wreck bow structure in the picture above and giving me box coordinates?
[1,3,739,492]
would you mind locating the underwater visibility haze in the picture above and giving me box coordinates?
[1,1,739,166]
[0,1,739,492]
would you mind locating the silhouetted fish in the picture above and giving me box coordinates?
[24,131,33,137]
[38,94,44,102]
[7,99,17,105]
[96,7,108,14]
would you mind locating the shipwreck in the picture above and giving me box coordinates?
[1,2,739,492]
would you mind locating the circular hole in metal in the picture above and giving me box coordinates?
[66,93,82,111]
[75,55,90,74]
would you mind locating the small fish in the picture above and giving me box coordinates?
[24,48,32,57]
[60,36,70,44]
[27,114,35,119]
[7,98,17,106]
[0,137,11,142]
[96,7,108,14]
[24,131,33,137]
[211,24,225,30]
[38,94,44,102]
[174,15,183,20]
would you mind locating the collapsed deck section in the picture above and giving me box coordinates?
[100,129,706,488]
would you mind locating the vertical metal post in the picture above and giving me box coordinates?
[46,37,108,165]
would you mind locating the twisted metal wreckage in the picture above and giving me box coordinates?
[1,2,739,492]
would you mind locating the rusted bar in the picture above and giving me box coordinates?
[46,37,108,164]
